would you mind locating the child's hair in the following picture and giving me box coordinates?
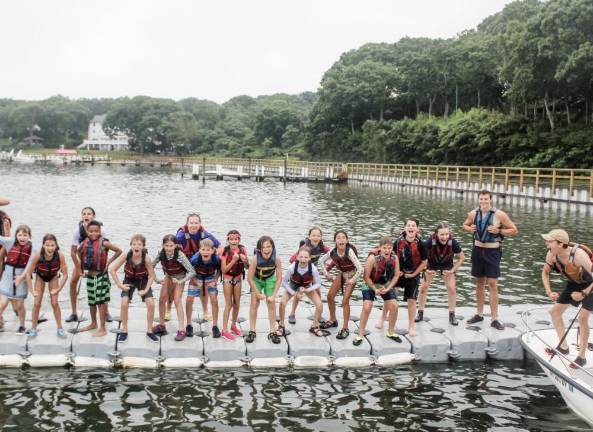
[297,246,311,256]
[81,206,96,216]
[406,218,420,227]
[379,236,392,246]
[200,239,214,250]
[40,234,59,257]
[227,229,241,241]
[162,234,177,245]
[160,234,179,261]
[186,212,201,223]
[256,235,275,252]
[434,222,451,235]
[14,224,31,238]
[479,190,492,199]
[130,234,146,246]
[87,220,102,229]
[333,230,349,241]
[308,226,322,237]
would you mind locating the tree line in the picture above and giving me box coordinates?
[1,0,592,167]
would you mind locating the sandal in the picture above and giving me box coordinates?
[276,325,286,337]
[336,328,350,340]
[268,332,281,344]
[320,320,338,330]
[245,331,256,343]
[545,346,569,356]
[309,325,327,337]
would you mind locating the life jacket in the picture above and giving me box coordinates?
[223,245,247,277]
[124,249,148,280]
[330,244,358,273]
[395,234,423,272]
[289,239,329,264]
[5,241,32,269]
[160,248,186,276]
[0,211,11,237]
[177,225,203,258]
[36,251,61,280]
[192,254,220,278]
[80,237,107,272]
[289,262,314,289]
[473,208,502,244]
[370,252,397,284]
[78,220,103,245]
[553,243,593,284]
[427,233,455,265]
[255,249,276,280]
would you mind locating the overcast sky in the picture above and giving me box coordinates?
[0,0,514,104]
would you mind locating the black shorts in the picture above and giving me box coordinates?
[558,281,593,311]
[396,276,420,301]
[121,278,153,302]
[427,262,453,272]
[471,246,501,279]
[362,287,397,302]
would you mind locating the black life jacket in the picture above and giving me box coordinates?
[427,233,455,265]
[330,243,358,272]
[395,234,423,272]
[160,248,186,276]
[289,262,314,289]
[36,251,61,280]
[124,249,148,280]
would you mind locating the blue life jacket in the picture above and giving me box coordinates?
[473,208,502,244]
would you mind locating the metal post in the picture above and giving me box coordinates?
[284,154,288,183]
[202,156,206,183]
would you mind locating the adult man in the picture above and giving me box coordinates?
[463,190,518,330]
[542,229,593,367]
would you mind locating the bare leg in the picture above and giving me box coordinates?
[289,294,299,318]
[158,280,169,326]
[209,290,219,328]
[95,303,107,336]
[120,296,130,332]
[549,303,570,349]
[174,283,185,331]
[185,294,195,326]
[249,294,259,332]
[146,298,155,332]
[418,271,435,311]
[386,300,398,334]
[200,291,209,317]
[444,273,457,312]
[278,292,290,327]
[306,290,322,327]
[326,274,341,323]
[49,279,63,329]
[69,267,81,316]
[487,278,499,320]
[357,300,373,337]
[222,282,233,332]
[16,300,25,328]
[79,305,98,332]
[31,277,45,329]
[407,299,417,336]
[231,283,241,325]
[476,277,486,316]
[578,309,591,359]
[341,282,355,330]
[266,295,277,332]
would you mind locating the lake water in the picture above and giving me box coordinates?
[0,163,591,431]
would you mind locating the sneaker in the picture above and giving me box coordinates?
[186,325,194,338]
[449,311,459,326]
[117,332,128,343]
[152,324,167,335]
[26,328,38,337]
[203,313,213,322]
[386,332,402,343]
[245,330,256,343]
[175,330,186,341]
[222,330,236,341]
[65,313,79,323]
[16,326,26,335]
[288,315,296,325]
[164,312,171,321]
[106,314,113,323]
[146,332,159,342]
[415,310,424,323]
[38,317,48,324]
[268,332,281,344]
[353,336,364,346]
[231,323,243,337]
[336,328,350,340]
[57,328,67,338]
[467,314,484,324]
[490,319,505,331]
[570,356,587,369]
[212,326,221,338]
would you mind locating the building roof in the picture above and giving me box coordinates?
[91,114,107,124]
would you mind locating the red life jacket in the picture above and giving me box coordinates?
[395,234,423,272]
[178,225,202,258]
[5,241,32,269]
[160,248,186,276]
[290,262,314,289]
[427,233,455,265]
[124,250,148,280]
[223,245,247,277]
[330,244,358,272]
[80,237,107,272]
[370,252,397,284]
[36,251,61,280]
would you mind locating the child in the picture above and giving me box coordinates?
[67,207,109,323]
[246,236,282,344]
[26,234,69,337]
[278,247,325,337]
[287,227,330,325]
[109,234,158,342]
[152,234,195,341]
[189,239,221,338]
[0,224,35,333]
[354,236,401,346]
[220,230,249,341]
[417,223,465,325]
[176,213,221,325]
[319,230,362,339]
[78,221,122,337]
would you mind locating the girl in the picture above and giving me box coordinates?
[176,213,221,326]
[189,239,221,338]
[354,236,401,346]
[0,224,35,334]
[67,206,109,323]
[152,234,195,341]
[287,227,330,325]
[26,234,69,337]
[109,234,158,342]
[319,230,362,339]
[279,247,325,337]
[220,230,249,341]
[416,223,464,325]
[246,235,282,344]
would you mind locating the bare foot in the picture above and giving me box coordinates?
[408,328,416,337]
[93,329,107,337]
[79,323,98,332]
[374,321,384,329]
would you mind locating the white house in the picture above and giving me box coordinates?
[78,114,129,151]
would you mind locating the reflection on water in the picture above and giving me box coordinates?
[0,164,592,430]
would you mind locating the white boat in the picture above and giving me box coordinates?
[12,150,37,164]
[521,307,593,426]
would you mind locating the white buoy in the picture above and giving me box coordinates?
[204,359,245,368]
[249,357,290,368]
[0,354,24,368]
[333,356,374,368]
[121,357,159,368]
[161,357,204,368]
[375,352,415,367]
[71,357,113,368]
[27,354,70,368]
[293,356,331,368]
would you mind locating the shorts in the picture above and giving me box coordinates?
[121,278,153,302]
[0,267,27,300]
[396,276,419,301]
[471,246,501,279]
[188,278,218,297]
[362,286,397,302]
[338,269,357,282]
[223,275,242,286]
[427,262,453,273]
[558,281,593,311]
[87,273,111,306]
[254,276,276,297]
[285,282,317,296]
